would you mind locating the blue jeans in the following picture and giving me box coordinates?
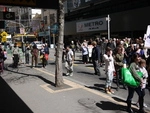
[127,86,145,110]
[105,70,114,88]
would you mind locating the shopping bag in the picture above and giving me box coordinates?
[44,54,49,60]
[121,68,143,87]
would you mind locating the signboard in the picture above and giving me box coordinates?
[3,12,15,20]
[38,31,50,36]
[144,25,150,48]
[0,12,15,20]
[20,28,25,34]
[76,18,107,33]
[51,23,59,34]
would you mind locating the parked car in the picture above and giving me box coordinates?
[30,41,43,50]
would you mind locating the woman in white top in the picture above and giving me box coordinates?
[103,47,115,94]
[136,59,148,108]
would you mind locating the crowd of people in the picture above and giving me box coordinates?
[66,37,150,113]
[0,36,150,113]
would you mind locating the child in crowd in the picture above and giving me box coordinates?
[136,59,148,108]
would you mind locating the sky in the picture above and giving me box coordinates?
[31,9,41,18]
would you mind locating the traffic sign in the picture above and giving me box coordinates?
[3,12,15,20]
[0,12,15,20]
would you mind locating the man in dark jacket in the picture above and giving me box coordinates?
[92,41,101,76]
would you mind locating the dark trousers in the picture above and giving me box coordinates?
[13,54,19,68]
[127,86,145,110]
[83,54,88,63]
[42,57,47,67]
[25,53,29,64]
[92,60,101,76]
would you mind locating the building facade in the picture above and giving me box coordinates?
[64,0,150,42]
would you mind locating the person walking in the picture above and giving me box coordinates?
[0,48,4,73]
[25,46,30,64]
[12,43,19,68]
[135,59,148,108]
[44,43,49,65]
[91,41,101,76]
[65,46,74,76]
[31,44,38,68]
[114,46,126,90]
[103,47,115,94]
[70,41,76,60]
[126,53,145,113]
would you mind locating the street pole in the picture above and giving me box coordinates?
[107,14,110,40]
[48,26,51,48]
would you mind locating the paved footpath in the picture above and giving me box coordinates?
[0,48,150,113]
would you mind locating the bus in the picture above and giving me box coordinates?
[12,34,37,47]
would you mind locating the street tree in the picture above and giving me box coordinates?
[55,0,65,87]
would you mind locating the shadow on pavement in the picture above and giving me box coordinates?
[6,67,55,87]
[0,77,33,113]
[96,101,127,111]
[85,84,105,93]
[96,101,138,112]
[77,71,94,75]
[112,96,126,103]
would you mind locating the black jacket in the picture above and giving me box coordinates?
[92,46,100,61]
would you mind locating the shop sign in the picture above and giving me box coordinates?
[76,18,107,32]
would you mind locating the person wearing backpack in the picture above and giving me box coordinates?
[44,43,49,65]
[31,44,39,68]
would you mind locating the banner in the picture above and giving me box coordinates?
[76,18,107,32]
[144,25,150,48]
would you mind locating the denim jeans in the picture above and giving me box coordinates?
[127,86,145,110]
[105,70,114,88]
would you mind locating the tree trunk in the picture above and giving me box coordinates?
[55,0,64,87]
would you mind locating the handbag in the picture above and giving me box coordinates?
[44,54,49,60]
[121,67,143,87]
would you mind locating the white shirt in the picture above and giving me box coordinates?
[66,49,74,61]
[139,67,148,88]
[103,54,115,71]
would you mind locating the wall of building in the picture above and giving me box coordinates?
[110,6,150,32]
[64,6,150,37]
[43,9,57,29]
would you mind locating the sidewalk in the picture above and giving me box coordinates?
[0,49,149,113]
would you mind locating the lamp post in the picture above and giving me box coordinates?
[106,14,111,40]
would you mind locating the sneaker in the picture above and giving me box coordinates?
[136,103,139,108]
[70,73,73,76]
[144,103,147,108]
[66,73,70,76]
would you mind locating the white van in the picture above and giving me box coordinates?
[6,34,12,45]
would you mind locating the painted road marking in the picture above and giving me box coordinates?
[34,67,140,110]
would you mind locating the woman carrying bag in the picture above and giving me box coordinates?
[126,53,145,113]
